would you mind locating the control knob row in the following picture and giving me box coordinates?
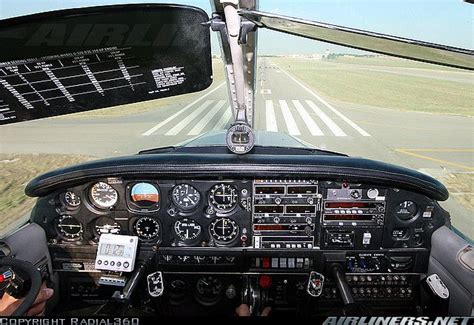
[273,197,315,205]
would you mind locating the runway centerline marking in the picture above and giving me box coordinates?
[279,100,300,135]
[265,100,278,132]
[275,64,371,137]
[142,82,225,136]
[166,100,214,136]
[188,100,226,135]
[306,100,346,137]
[292,100,324,136]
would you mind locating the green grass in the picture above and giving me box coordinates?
[272,57,474,116]
[0,154,93,235]
[330,56,465,71]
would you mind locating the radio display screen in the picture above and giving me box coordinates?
[287,186,317,194]
[323,214,373,221]
[255,186,285,195]
[286,205,316,213]
[255,205,284,213]
[324,202,378,209]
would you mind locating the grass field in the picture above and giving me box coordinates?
[271,56,473,116]
[327,56,464,71]
[0,154,93,235]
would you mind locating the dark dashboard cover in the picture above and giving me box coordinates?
[25,153,449,201]
[0,4,212,124]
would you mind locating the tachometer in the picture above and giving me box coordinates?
[172,184,201,210]
[174,218,201,243]
[209,218,239,245]
[134,217,160,240]
[56,215,83,241]
[209,183,238,212]
[89,182,118,209]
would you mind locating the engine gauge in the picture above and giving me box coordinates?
[93,216,121,237]
[174,218,201,243]
[195,276,223,306]
[61,191,81,209]
[395,201,418,220]
[89,182,118,209]
[172,184,201,210]
[226,123,255,154]
[56,215,83,241]
[209,218,239,245]
[169,279,187,303]
[134,217,160,240]
[209,183,238,212]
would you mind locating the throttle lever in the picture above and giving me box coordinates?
[331,263,354,305]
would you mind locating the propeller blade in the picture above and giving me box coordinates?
[239,9,473,70]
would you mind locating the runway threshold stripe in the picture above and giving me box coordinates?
[213,108,232,130]
[292,100,324,136]
[265,100,278,132]
[142,82,225,136]
[279,100,300,136]
[305,100,346,137]
[276,66,371,137]
[188,100,226,135]
[165,100,214,135]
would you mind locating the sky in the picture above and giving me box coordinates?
[0,0,472,55]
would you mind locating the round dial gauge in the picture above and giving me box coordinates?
[174,218,201,242]
[62,191,81,208]
[209,218,239,244]
[57,215,83,240]
[172,184,201,210]
[134,217,160,240]
[169,279,187,303]
[225,123,255,154]
[395,201,418,220]
[89,182,118,209]
[367,188,379,199]
[209,184,238,212]
[94,217,121,237]
[130,182,160,209]
[195,276,223,306]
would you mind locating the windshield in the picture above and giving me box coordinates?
[0,0,472,239]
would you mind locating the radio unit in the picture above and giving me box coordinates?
[252,179,319,249]
[322,200,385,227]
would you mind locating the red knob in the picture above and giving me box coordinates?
[259,275,272,289]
